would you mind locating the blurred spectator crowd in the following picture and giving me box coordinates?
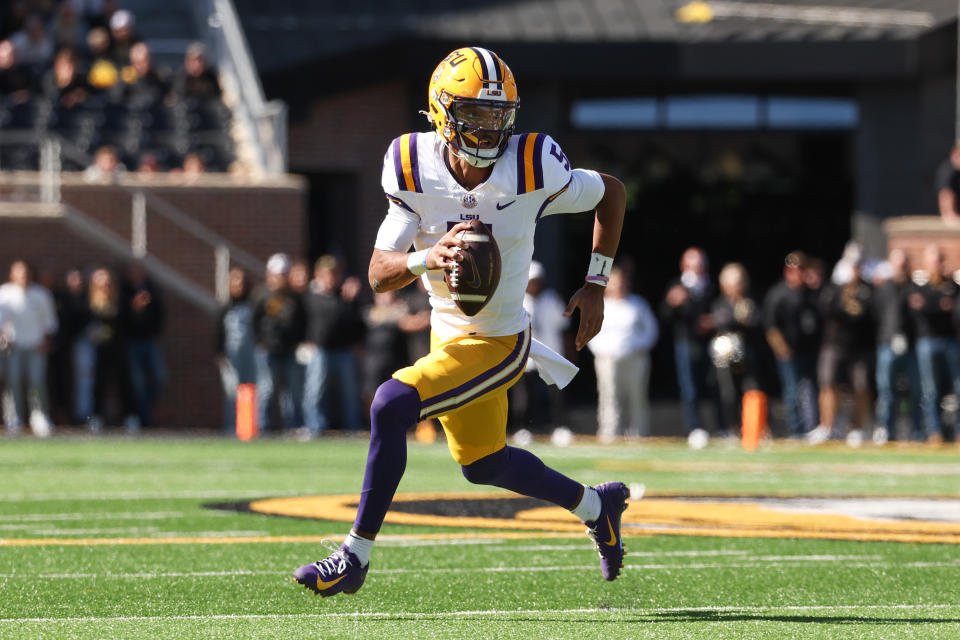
[215,253,431,440]
[0,258,165,436]
[660,243,960,448]
[0,1,234,173]
[6,242,960,447]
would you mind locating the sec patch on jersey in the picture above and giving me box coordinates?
[445,219,501,316]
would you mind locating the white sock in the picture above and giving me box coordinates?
[570,485,602,523]
[342,530,373,566]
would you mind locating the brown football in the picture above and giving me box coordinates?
[444,219,501,316]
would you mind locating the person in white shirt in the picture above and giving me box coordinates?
[588,264,658,442]
[0,260,58,436]
[510,260,570,432]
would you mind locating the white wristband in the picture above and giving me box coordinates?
[406,249,430,276]
[585,252,614,287]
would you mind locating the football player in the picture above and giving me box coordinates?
[294,46,629,597]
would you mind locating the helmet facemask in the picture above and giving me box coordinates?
[427,47,520,168]
[440,95,518,168]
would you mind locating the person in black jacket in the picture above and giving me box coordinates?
[661,247,723,437]
[908,244,960,445]
[301,255,366,435]
[171,42,220,103]
[51,268,89,424]
[872,249,923,444]
[215,267,257,433]
[710,263,761,436]
[253,253,307,433]
[763,251,821,437]
[807,258,874,446]
[81,266,134,432]
[0,39,33,102]
[120,261,166,431]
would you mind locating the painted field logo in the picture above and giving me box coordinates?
[233,493,960,545]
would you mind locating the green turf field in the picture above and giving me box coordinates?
[1,435,959,639]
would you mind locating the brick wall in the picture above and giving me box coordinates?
[0,175,306,429]
[885,216,960,272]
[287,79,413,265]
[61,182,306,290]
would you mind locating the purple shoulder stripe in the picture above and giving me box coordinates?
[391,137,405,191]
[409,132,423,193]
[385,193,416,214]
[532,133,545,191]
[515,134,529,195]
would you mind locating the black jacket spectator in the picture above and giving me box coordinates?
[873,277,913,346]
[711,293,762,367]
[119,42,168,108]
[712,295,760,343]
[253,287,307,356]
[303,282,366,350]
[763,280,822,357]
[908,278,959,339]
[55,273,91,347]
[42,48,88,109]
[172,43,220,102]
[0,39,32,97]
[121,275,165,340]
[819,280,874,353]
[660,277,716,343]
[107,10,141,67]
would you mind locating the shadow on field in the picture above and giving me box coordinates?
[644,610,960,625]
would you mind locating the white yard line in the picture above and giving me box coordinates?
[3,603,960,623]
[1,528,272,537]
[147,530,271,538]
[476,546,751,556]
[1,527,162,535]
[0,489,303,502]
[1,557,955,579]
[0,511,192,522]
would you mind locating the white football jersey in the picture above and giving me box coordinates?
[375,130,605,340]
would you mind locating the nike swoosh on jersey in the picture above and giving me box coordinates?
[604,516,618,547]
[317,575,347,590]
[496,200,516,210]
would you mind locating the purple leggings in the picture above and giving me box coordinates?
[353,378,582,537]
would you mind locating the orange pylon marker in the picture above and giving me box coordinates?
[236,383,259,441]
[741,389,767,451]
[414,419,438,444]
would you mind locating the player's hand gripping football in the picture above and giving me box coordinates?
[564,283,605,351]
[427,221,472,269]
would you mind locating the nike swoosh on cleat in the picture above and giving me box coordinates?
[496,200,516,210]
[604,515,618,547]
[317,575,347,590]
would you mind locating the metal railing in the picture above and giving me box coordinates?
[197,0,288,176]
[2,132,265,311]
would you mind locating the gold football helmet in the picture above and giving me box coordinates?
[427,47,519,168]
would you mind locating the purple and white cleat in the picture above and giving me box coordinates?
[294,541,368,598]
[585,481,630,581]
